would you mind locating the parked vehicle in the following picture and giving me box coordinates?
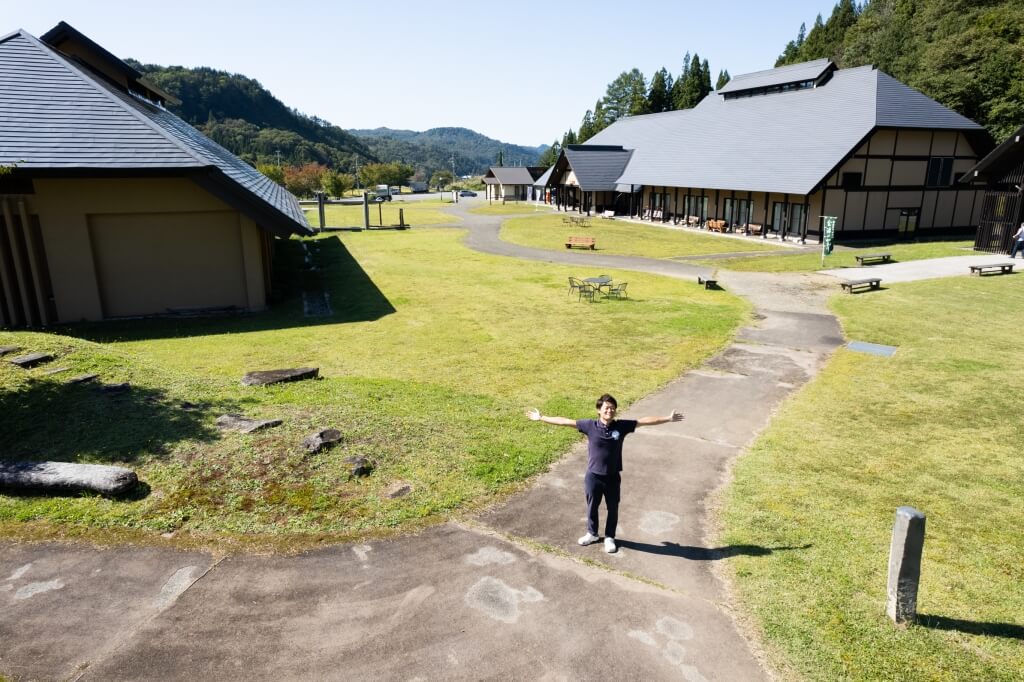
[459,190,477,197]
[409,181,428,193]
[373,184,392,201]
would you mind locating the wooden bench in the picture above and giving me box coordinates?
[706,219,728,232]
[855,253,892,265]
[697,276,717,290]
[602,210,616,219]
[746,223,763,236]
[565,235,596,250]
[840,277,882,293]
[969,262,1015,276]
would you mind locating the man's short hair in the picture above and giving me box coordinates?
[596,393,618,410]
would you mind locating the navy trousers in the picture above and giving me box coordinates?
[584,471,621,538]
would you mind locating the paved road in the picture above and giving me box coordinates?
[2,203,849,681]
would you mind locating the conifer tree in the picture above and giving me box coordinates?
[716,69,731,91]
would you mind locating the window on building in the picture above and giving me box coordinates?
[926,157,954,187]
[841,172,862,189]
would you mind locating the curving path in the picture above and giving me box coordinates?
[1,203,844,681]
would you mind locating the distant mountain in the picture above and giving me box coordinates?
[349,127,547,176]
[124,61,545,177]
[126,60,373,169]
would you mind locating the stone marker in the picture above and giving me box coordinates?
[9,352,53,368]
[887,506,926,624]
[344,456,374,478]
[0,345,21,356]
[241,367,319,387]
[215,414,283,434]
[384,481,412,498]
[0,461,138,496]
[42,366,71,376]
[67,373,99,385]
[302,428,342,454]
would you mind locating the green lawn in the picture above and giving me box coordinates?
[501,214,787,258]
[310,200,456,229]
[702,240,975,272]
[0,228,748,550]
[469,202,552,216]
[720,274,1024,680]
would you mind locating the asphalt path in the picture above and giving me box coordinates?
[2,201,856,681]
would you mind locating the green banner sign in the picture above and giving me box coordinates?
[822,216,836,256]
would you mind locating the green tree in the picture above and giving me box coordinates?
[430,169,454,190]
[647,67,673,113]
[496,150,504,166]
[257,163,285,186]
[602,69,648,123]
[322,170,354,197]
[578,110,595,142]
[537,140,561,167]
[716,69,731,91]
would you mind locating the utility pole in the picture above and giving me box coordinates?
[275,149,281,167]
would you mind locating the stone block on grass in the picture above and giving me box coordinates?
[0,345,21,356]
[216,414,283,434]
[9,352,53,368]
[0,461,138,496]
[344,456,374,478]
[241,367,319,387]
[303,428,342,454]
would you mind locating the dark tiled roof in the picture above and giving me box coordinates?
[486,166,537,185]
[590,65,985,196]
[0,28,310,236]
[717,58,833,94]
[563,146,634,192]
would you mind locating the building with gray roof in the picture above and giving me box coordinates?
[544,146,634,214]
[577,60,991,240]
[482,166,546,202]
[0,23,311,327]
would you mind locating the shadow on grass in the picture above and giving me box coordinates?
[0,380,227,463]
[916,614,1024,640]
[616,540,812,560]
[60,236,395,344]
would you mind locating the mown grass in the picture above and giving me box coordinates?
[310,200,456,229]
[501,214,786,258]
[703,239,975,272]
[720,273,1024,680]
[0,228,748,550]
[468,202,551,216]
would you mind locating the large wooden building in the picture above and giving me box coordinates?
[961,125,1024,254]
[565,60,992,241]
[0,23,311,328]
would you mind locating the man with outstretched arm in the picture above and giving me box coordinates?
[527,393,683,554]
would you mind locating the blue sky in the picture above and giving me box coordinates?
[10,0,838,147]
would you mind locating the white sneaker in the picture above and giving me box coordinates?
[604,537,617,553]
[578,533,600,546]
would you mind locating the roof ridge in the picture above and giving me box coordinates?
[16,29,207,167]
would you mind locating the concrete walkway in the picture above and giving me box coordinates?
[1,202,848,681]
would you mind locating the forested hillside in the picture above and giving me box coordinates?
[126,61,543,179]
[350,127,546,174]
[776,0,1024,139]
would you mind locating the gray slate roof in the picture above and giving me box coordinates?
[562,146,634,192]
[0,29,310,236]
[588,64,985,196]
[532,165,554,187]
[484,166,537,185]
[717,58,833,94]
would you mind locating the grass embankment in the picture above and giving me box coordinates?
[468,202,552,216]
[501,214,786,258]
[0,228,748,550]
[721,274,1024,680]
[703,240,974,273]
[309,200,456,229]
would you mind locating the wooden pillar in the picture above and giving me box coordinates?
[782,193,790,241]
[801,196,810,243]
[18,199,49,325]
[762,192,770,239]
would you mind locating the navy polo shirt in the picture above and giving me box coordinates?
[576,418,638,474]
